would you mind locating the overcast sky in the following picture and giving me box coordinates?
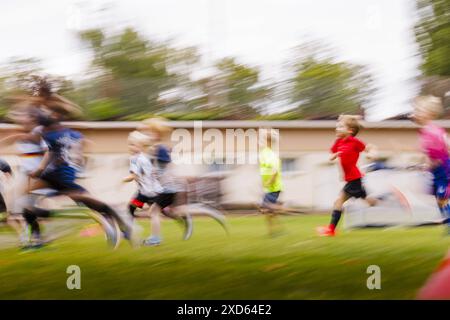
[0,0,422,120]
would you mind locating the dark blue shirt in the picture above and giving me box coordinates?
[42,128,84,169]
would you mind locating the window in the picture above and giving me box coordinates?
[281,158,297,172]
[207,159,235,172]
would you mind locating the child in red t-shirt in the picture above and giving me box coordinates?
[317,115,378,237]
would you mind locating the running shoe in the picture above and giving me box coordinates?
[143,236,162,246]
[316,226,336,237]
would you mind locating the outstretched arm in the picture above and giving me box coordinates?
[264,171,279,189]
[30,151,51,178]
[364,143,378,160]
[48,93,83,118]
[0,133,38,146]
[330,152,341,161]
[123,173,137,183]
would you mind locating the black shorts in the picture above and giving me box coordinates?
[130,192,176,209]
[343,179,367,199]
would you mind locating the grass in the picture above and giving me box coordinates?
[0,214,449,299]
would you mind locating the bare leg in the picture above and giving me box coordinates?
[26,179,50,194]
[365,196,378,207]
[19,179,52,242]
[259,203,283,236]
[149,203,161,238]
[334,192,351,211]
[328,192,351,230]
[178,203,226,237]
[265,212,280,236]
[436,198,450,225]
[65,191,130,233]
[365,185,411,212]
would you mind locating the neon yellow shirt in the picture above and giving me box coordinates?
[259,147,283,193]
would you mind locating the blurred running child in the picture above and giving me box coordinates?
[412,95,450,232]
[25,106,133,248]
[258,128,284,236]
[0,158,13,223]
[316,115,380,237]
[0,105,50,244]
[124,130,165,245]
[8,77,132,248]
[128,118,192,245]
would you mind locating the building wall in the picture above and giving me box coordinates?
[0,121,441,211]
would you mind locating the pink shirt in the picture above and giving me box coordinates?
[419,123,449,166]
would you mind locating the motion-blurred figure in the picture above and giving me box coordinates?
[138,117,227,242]
[316,115,399,237]
[417,250,450,299]
[0,158,13,224]
[411,95,450,233]
[124,130,172,246]
[0,105,49,245]
[258,129,284,236]
[6,77,132,248]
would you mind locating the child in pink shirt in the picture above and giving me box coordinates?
[413,95,450,231]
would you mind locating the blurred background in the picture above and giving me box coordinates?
[0,0,450,301]
[0,0,448,215]
[0,0,448,122]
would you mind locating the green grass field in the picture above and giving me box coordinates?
[0,214,449,299]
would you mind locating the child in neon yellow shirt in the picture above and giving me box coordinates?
[258,129,283,236]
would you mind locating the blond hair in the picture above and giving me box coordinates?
[128,130,151,147]
[141,117,173,135]
[413,95,443,119]
[338,115,362,136]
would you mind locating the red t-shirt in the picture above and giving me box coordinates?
[331,136,366,182]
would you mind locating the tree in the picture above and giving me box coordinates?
[0,58,43,120]
[414,0,450,108]
[415,0,450,77]
[0,57,43,94]
[0,58,82,121]
[182,58,269,120]
[286,43,374,119]
[78,27,199,120]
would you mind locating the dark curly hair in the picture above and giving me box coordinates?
[7,75,82,120]
[29,75,53,98]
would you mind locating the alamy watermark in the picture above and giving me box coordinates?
[365,4,382,31]
[66,265,81,290]
[170,121,280,165]
[366,265,381,290]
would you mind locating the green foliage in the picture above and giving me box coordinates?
[0,106,9,120]
[256,111,301,120]
[78,28,197,118]
[159,110,226,121]
[286,43,374,119]
[176,58,271,119]
[85,98,122,120]
[213,58,270,116]
[415,0,450,77]
[414,0,450,109]
[0,27,377,121]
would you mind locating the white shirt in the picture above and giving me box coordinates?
[130,153,163,197]
[16,126,47,174]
